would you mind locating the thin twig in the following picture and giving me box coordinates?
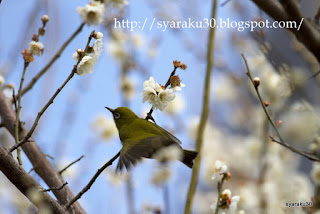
[221,0,231,7]
[214,176,226,214]
[310,69,320,79]
[10,31,95,152]
[42,182,68,192]
[184,1,217,213]
[65,151,120,209]
[19,23,85,97]
[241,53,320,162]
[28,167,35,174]
[59,155,84,175]
[14,61,29,165]
[45,154,54,159]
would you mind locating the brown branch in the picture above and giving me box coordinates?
[65,151,121,209]
[184,0,217,213]
[0,146,67,214]
[20,23,85,97]
[242,53,320,162]
[0,91,85,214]
[251,0,320,64]
[59,155,84,175]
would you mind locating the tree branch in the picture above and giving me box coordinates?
[0,92,86,214]
[59,155,84,175]
[184,0,217,213]
[65,151,120,209]
[0,146,67,214]
[251,0,320,64]
[242,53,320,162]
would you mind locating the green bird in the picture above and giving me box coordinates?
[106,107,198,171]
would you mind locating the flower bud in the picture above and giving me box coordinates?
[32,34,39,42]
[173,60,181,68]
[41,15,49,25]
[170,75,182,87]
[38,28,46,36]
[275,120,283,126]
[21,49,34,62]
[94,32,103,39]
[253,77,260,88]
[221,189,231,200]
[180,62,187,70]
[264,100,270,107]
[224,172,231,180]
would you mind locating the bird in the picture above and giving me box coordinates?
[105,107,198,171]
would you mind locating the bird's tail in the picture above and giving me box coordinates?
[182,150,198,168]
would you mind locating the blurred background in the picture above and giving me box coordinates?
[1,0,320,213]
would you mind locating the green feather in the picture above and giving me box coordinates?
[106,107,197,171]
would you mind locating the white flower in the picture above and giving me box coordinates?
[142,77,177,111]
[92,115,117,141]
[142,86,158,106]
[28,41,44,56]
[0,75,4,85]
[156,89,175,111]
[76,56,96,76]
[92,38,103,59]
[76,0,106,26]
[152,145,183,163]
[143,77,157,89]
[211,160,228,180]
[171,83,185,92]
[311,162,320,185]
[229,196,240,212]
[211,190,240,214]
[72,52,79,61]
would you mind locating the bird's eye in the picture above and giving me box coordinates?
[114,112,120,119]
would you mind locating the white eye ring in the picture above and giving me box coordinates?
[114,112,120,119]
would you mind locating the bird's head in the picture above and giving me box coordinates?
[105,106,138,129]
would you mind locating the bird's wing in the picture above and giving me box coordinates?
[137,119,182,144]
[116,135,181,171]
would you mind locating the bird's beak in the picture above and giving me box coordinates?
[105,107,114,113]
